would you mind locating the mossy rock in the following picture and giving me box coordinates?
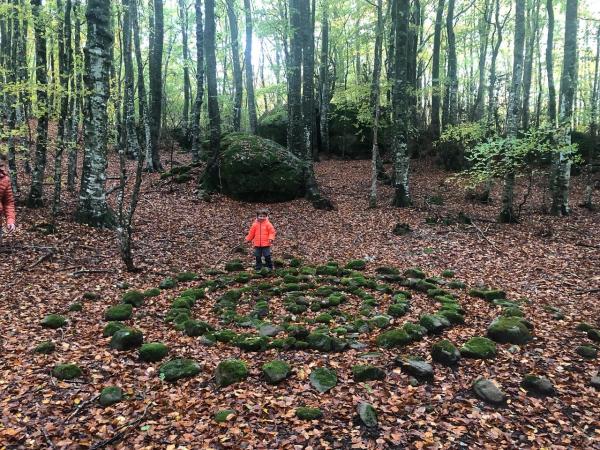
[53,363,82,380]
[352,364,385,382]
[214,409,236,423]
[34,341,56,354]
[295,407,323,420]
[109,328,144,351]
[448,280,466,289]
[576,322,593,332]
[357,402,378,428]
[257,105,288,146]
[176,271,198,282]
[121,290,145,307]
[165,307,191,323]
[469,288,506,301]
[431,339,460,366]
[83,292,101,301]
[172,297,194,309]
[375,266,399,275]
[159,358,201,382]
[502,306,524,317]
[437,309,464,325]
[235,336,269,352]
[104,304,133,321]
[215,133,305,201]
[99,386,123,407]
[419,314,450,334]
[345,259,366,270]
[143,288,161,297]
[288,326,309,340]
[387,301,409,318]
[215,359,249,387]
[461,337,497,359]
[316,265,339,276]
[306,332,346,352]
[309,367,337,393]
[184,320,215,337]
[262,360,291,384]
[487,316,532,345]
[214,329,238,343]
[588,329,600,342]
[181,288,205,300]
[370,315,391,329]
[41,314,67,329]
[576,345,598,359]
[103,321,126,337]
[520,374,556,397]
[441,270,455,278]
[68,303,83,312]
[315,312,333,324]
[403,322,428,341]
[139,342,169,362]
[159,277,177,289]
[376,328,412,348]
[404,267,426,279]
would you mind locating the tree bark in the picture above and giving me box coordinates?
[318,0,331,155]
[498,0,525,223]
[521,0,540,130]
[550,0,578,216]
[583,26,600,208]
[244,0,257,133]
[27,0,49,208]
[545,0,556,126]
[487,0,504,132]
[391,0,411,207]
[122,0,140,160]
[287,0,304,159]
[191,0,204,162]
[75,0,114,228]
[442,0,457,128]
[226,0,243,131]
[147,0,164,171]
[430,0,445,138]
[472,0,491,121]
[178,0,192,133]
[369,0,383,208]
[301,0,316,159]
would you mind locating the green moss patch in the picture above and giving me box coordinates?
[121,290,145,307]
[487,316,532,345]
[103,321,126,337]
[139,342,169,362]
[184,320,215,337]
[53,363,82,380]
[34,341,56,354]
[262,360,291,384]
[352,364,385,382]
[214,409,236,423]
[176,271,198,282]
[104,304,133,321]
[431,339,460,366]
[159,358,201,382]
[376,328,412,348]
[309,367,338,393]
[109,328,144,351]
[68,303,83,312]
[295,407,323,420]
[345,259,366,270]
[215,359,249,387]
[576,345,598,359]
[99,386,123,407]
[159,277,177,289]
[41,314,67,329]
[461,337,497,359]
[143,288,161,297]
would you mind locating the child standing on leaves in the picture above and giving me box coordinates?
[245,209,276,271]
[0,153,16,237]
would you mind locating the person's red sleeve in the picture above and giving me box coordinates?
[268,223,276,241]
[2,181,15,225]
[245,223,256,242]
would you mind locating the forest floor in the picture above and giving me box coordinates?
[1,154,599,449]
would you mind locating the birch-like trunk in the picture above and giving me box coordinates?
[442,0,458,129]
[472,0,491,122]
[318,1,331,155]
[430,0,444,138]
[545,0,557,126]
[369,0,383,208]
[583,26,600,209]
[178,0,191,132]
[550,0,578,216]
[244,0,257,134]
[190,0,204,162]
[226,0,243,131]
[122,0,140,160]
[75,0,114,228]
[147,0,163,172]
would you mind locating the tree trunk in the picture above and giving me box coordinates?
[318,1,331,155]
[391,0,411,207]
[498,0,525,223]
[545,0,556,126]
[226,0,243,131]
[550,0,578,216]
[487,0,503,131]
[67,0,82,191]
[442,0,457,129]
[244,0,257,134]
[178,0,192,133]
[301,0,315,159]
[583,26,600,209]
[369,0,383,208]
[287,0,304,159]
[147,0,164,171]
[191,0,204,162]
[27,0,49,208]
[430,0,444,138]
[521,0,540,130]
[472,0,491,121]
[75,0,114,228]
[200,0,221,194]
[122,0,140,160]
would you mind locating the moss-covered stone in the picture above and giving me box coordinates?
[235,335,269,352]
[83,291,101,301]
[387,301,409,318]
[295,407,323,420]
[357,402,378,428]
[215,359,249,387]
[307,332,346,352]
[370,315,391,329]
[376,328,412,348]
[53,363,82,380]
[102,321,125,337]
[104,304,133,321]
[310,367,337,393]
[41,314,67,329]
[469,288,506,301]
[419,314,450,334]
[448,280,466,289]
[520,374,556,397]
[262,360,291,384]
[159,358,201,382]
[109,328,144,351]
[172,297,194,309]
[461,337,497,359]
[437,309,465,325]
[352,364,386,382]
[398,358,434,380]
[121,290,145,307]
[472,378,506,404]
[404,267,426,279]
[143,288,161,297]
[214,329,238,343]
[576,345,598,359]
[165,307,191,323]
[181,288,205,300]
[316,265,339,276]
[575,322,593,332]
[441,269,455,278]
[99,386,123,407]
[345,259,366,270]
[139,342,169,362]
[588,329,600,342]
[502,306,524,317]
[487,316,532,345]
[68,303,83,312]
[184,320,214,337]
[214,409,236,423]
[403,322,428,341]
[431,339,460,365]
[176,271,198,282]
[315,312,333,324]
[215,133,306,201]
[159,277,177,289]
[34,340,56,354]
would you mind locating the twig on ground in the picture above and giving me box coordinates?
[63,394,100,424]
[90,402,153,450]
[41,427,56,449]
[29,251,54,269]
[72,269,117,277]
[468,221,507,255]
[573,288,600,295]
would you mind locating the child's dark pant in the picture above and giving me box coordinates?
[254,246,273,270]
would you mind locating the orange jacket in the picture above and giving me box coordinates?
[245,219,276,247]
[0,171,15,226]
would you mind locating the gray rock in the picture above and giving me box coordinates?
[473,378,506,405]
[259,324,282,337]
[590,374,600,390]
[357,402,378,427]
[520,375,556,397]
[398,358,434,380]
[309,367,337,393]
[99,386,123,407]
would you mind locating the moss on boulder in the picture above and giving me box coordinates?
[176,271,198,282]
[587,329,600,342]
[309,367,338,393]
[68,303,83,312]
[520,374,556,397]
[487,316,532,345]
[376,328,412,348]
[431,339,460,365]
[262,360,291,384]
[214,409,236,423]
[139,342,169,362]
[295,407,323,420]
[215,359,249,387]
[103,321,126,337]
[352,364,386,382]
[99,386,123,407]
[159,358,201,382]
[576,345,598,359]
[235,335,269,352]
[461,337,497,359]
[306,332,346,352]
[419,314,450,334]
[184,320,215,337]
[53,363,82,380]
[34,341,56,354]
[143,288,161,297]
[41,314,67,329]
[109,328,144,351]
[159,277,177,289]
[121,290,145,307]
[345,259,367,270]
[104,304,133,321]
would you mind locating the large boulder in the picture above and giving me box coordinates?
[257,106,288,146]
[213,133,306,202]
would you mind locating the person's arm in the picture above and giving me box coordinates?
[245,223,256,243]
[2,181,15,231]
[267,223,276,243]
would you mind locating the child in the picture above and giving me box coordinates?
[245,209,276,271]
[0,153,16,236]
